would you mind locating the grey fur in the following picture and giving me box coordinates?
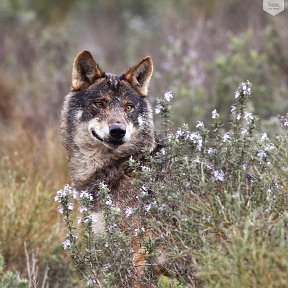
[60,52,155,212]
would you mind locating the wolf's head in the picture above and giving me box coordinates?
[60,51,155,185]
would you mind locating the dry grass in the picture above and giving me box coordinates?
[0,124,69,273]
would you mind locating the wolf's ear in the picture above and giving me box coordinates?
[122,56,153,97]
[71,50,104,91]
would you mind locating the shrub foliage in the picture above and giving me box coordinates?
[56,81,288,287]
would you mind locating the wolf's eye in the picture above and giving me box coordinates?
[125,103,134,112]
[91,101,105,110]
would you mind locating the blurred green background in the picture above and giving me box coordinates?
[0,0,287,286]
[1,0,287,130]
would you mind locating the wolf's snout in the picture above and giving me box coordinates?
[109,124,126,139]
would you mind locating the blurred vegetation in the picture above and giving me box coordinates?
[0,0,287,286]
[0,254,28,287]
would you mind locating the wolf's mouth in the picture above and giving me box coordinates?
[91,129,124,148]
[91,129,104,142]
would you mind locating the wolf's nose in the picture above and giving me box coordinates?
[109,124,126,139]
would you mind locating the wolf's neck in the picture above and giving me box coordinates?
[69,145,136,193]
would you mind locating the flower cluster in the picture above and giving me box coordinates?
[213,170,225,182]
[124,206,133,217]
[256,132,275,160]
[63,238,72,250]
[244,112,253,124]
[234,80,252,99]
[196,121,204,128]
[62,233,78,250]
[79,191,93,201]
[154,105,161,115]
[155,91,173,114]
[77,190,95,224]
[54,184,77,202]
[175,128,203,151]
[222,132,230,143]
[211,109,219,119]
[163,91,173,102]
[54,184,77,214]
[280,113,288,128]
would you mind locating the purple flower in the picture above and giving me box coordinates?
[235,91,240,99]
[58,206,64,214]
[155,105,161,114]
[261,133,268,141]
[257,150,267,159]
[244,112,253,124]
[196,121,204,128]
[212,109,219,119]
[67,203,73,211]
[125,207,133,217]
[79,206,88,213]
[213,170,225,181]
[164,91,173,102]
[79,191,93,201]
[222,133,230,143]
[63,239,71,250]
[207,147,214,154]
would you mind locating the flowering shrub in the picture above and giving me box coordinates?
[56,81,288,287]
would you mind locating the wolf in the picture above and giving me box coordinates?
[60,50,155,199]
[60,50,157,259]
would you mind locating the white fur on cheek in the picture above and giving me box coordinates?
[75,110,83,121]
[88,118,109,141]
